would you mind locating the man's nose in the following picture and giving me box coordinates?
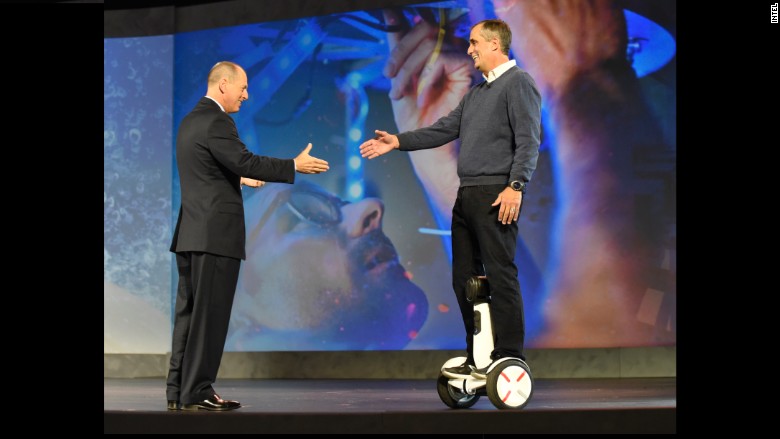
[341,198,383,238]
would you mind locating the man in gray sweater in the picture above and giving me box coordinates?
[360,19,541,377]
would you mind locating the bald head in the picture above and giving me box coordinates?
[206,61,249,113]
[208,61,243,86]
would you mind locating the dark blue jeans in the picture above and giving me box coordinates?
[451,184,525,363]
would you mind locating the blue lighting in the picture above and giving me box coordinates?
[624,10,676,77]
[241,20,325,112]
[349,128,362,142]
[347,72,362,89]
[348,182,364,199]
[348,156,362,171]
[260,77,270,90]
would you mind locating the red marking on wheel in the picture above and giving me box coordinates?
[500,371,510,382]
[516,371,526,382]
[502,390,511,402]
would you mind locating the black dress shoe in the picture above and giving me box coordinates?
[167,400,180,410]
[181,394,241,411]
[442,362,475,379]
[471,364,489,379]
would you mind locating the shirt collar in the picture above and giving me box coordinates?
[483,59,517,83]
[204,95,225,113]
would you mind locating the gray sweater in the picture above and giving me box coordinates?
[397,66,541,188]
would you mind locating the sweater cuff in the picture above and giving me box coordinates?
[397,132,410,151]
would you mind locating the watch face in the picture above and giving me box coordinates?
[512,181,524,191]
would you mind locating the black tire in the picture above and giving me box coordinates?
[486,359,533,410]
[437,373,480,409]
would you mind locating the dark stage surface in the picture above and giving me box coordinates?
[104,377,676,433]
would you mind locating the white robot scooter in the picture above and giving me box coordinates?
[437,276,533,410]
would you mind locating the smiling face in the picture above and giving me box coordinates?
[206,61,248,113]
[467,23,494,74]
[221,67,248,113]
[228,182,429,351]
[467,21,512,75]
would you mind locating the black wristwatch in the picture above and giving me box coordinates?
[509,180,526,192]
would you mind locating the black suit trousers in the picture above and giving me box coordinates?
[451,184,526,363]
[166,251,241,404]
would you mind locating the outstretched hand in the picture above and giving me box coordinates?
[359,130,399,159]
[293,143,330,174]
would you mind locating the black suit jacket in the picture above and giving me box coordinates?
[170,97,295,260]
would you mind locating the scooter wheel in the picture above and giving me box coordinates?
[486,359,533,410]
[437,373,480,409]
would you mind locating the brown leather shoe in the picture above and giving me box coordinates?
[181,394,241,411]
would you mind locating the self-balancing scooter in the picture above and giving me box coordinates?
[437,276,533,410]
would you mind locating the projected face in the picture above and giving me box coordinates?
[228,181,429,350]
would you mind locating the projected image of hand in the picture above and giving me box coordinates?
[379,8,471,224]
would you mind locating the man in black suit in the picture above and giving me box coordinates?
[167,61,329,411]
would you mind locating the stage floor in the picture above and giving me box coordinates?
[104,377,676,433]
